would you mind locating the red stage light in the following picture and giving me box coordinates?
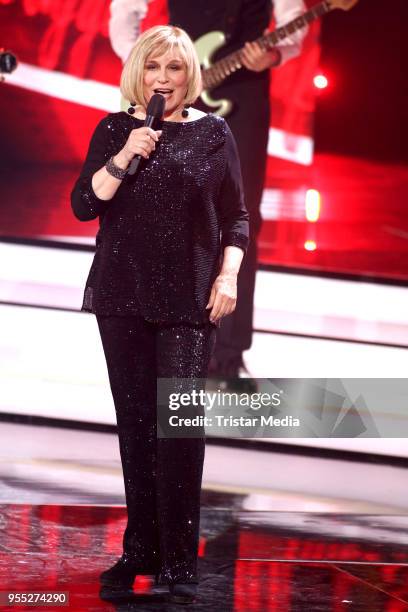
[314,74,328,89]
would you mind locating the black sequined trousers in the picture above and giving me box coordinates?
[96,314,216,584]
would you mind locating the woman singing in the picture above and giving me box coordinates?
[71,25,248,604]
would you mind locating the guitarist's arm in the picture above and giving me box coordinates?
[241,0,308,72]
[109,0,149,63]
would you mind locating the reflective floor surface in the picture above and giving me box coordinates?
[1,502,408,610]
[2,420,408,609]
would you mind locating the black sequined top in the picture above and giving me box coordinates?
[71,112,249,325]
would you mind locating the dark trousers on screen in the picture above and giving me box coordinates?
[210,76,270,359]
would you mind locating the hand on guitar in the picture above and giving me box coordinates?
[241,28,281,72]
[328,0,359,9]
[240,0,359,73]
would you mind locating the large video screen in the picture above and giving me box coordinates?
[0,0,319,242]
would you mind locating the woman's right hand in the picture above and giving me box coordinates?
[115,127,162,166]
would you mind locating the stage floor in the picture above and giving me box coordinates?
[1,502,408,610]
[1,421,408,610]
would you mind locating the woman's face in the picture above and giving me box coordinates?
[143,49,188,118]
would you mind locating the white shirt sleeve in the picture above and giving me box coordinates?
[109,0,308,67]
[109,0,150,63]
[273,0,309,65]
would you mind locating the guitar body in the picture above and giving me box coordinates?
[194,30,232,117]
[193,1,357,117]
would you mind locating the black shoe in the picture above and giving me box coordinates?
[99,553,157,589]
[168,582,198,604]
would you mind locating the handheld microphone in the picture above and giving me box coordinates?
[127,93,165,176]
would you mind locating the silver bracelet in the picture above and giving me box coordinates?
[105,156,127,180]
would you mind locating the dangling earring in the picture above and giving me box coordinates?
[181,104,189,118]
[127,101,136,115]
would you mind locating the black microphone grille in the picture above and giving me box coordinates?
[146,93,165,118]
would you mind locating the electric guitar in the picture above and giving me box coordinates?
[195,0,358,116]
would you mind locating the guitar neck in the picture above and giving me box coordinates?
[202,1,332,90]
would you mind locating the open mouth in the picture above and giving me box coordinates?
[153,89,174,97]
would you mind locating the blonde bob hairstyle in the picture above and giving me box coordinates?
[120,25,202,108]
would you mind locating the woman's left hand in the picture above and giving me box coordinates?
[206,273,237,323]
